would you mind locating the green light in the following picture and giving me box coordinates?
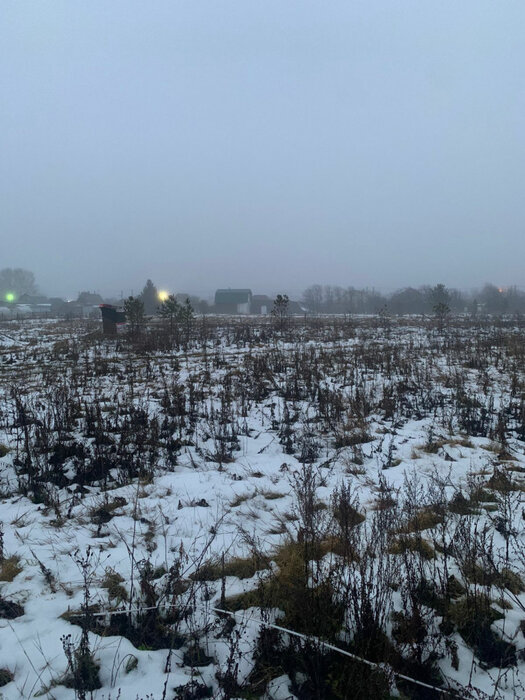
[5,292,15,303]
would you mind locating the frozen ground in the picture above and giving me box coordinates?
[0,316,524,699]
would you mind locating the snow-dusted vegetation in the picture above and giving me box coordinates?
[1,315,525,699]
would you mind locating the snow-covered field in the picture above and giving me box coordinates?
[0,316,524,699]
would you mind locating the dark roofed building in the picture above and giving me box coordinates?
[251,295,272,315]
[288,300,308,315]
[214,289,252,314]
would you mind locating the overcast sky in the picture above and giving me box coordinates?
[1,1,524,299]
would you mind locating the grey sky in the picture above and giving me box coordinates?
[1,1,524,299]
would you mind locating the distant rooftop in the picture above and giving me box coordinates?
[215,289,252,305]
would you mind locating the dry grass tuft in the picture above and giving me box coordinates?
[0,556,22,582]
[191,555,268,582]
[229,492,254,508]
[257,489,286,501]
[101,568,129,603]
[388,535,435,560]
[402,507,444,533]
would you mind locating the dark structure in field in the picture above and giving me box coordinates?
[251,294,273,315]
[99,304,126,335]
[214,289,252,314]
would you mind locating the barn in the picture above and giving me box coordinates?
[214,289,252,314]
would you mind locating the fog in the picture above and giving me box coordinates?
[1,1,524,299]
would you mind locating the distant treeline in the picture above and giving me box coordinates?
[302,283,525,315]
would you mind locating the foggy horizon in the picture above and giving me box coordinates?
[4,276,525,305]
[2,1,524,297]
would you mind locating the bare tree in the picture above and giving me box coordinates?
[0,267,37,301]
